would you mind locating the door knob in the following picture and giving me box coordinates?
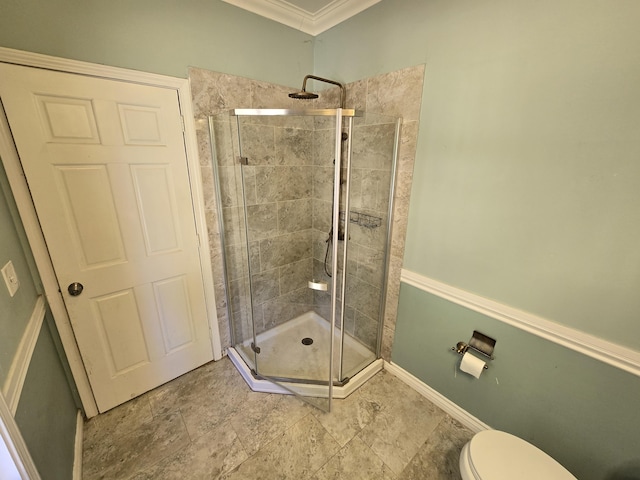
[68,282,84,296]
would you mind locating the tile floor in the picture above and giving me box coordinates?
[82,357,473,479]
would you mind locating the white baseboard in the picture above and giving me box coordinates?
[2,295,45,414]
[384,360,490,433]
[73,410,83,480]
[401,269,640,378]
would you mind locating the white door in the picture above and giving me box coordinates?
[0,63,213,412]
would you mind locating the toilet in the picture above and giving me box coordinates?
[459,430,577,480]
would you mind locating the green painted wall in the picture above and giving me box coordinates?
[0,0,314,87]
[316,1,640,478]
[394,285,640,480]
[0,160,40,385]
[2,0,640,477]
[316,0,640,349]
[1,162,78,478]
[14,315,78,480]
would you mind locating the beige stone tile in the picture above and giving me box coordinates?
[222,414,340,479]
[83,395,153,452]
[358,372,446,475]
[83,412,190,480]
[381,324,396,362]
[146,359,250,439]
[229,392,311,456]
[311,436,396,480]
[398,416,474,480]
[129,423,248,480]
[365,65,426,122]
[312,388,383,447]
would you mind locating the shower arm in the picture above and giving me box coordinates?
[301,75,346,108]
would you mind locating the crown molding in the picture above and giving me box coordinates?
[222,0,381,36]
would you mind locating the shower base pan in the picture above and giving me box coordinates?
[227,311,383,399]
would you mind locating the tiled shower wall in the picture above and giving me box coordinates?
[310,115,399,351]
[189,65,424,360]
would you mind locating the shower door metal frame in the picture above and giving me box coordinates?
[210,108,402,412]
[229,108,361,409]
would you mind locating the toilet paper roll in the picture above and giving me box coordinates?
[460,351,486,379]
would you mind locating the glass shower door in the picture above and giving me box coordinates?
[233,109,345,411]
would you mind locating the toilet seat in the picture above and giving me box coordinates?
[461,430,576,480]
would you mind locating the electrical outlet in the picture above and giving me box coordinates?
[1,261,20,297]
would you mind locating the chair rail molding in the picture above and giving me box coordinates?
[401,269,640,378]
[2,296,46,415]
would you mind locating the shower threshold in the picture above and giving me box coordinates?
[227,311,383,399]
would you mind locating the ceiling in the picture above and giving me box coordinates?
[221,0,381,36]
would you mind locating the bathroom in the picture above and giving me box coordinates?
[0,1,639,479]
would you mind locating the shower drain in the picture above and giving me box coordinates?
[301,337,314,346]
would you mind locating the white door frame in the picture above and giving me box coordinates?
[0,46,222,419]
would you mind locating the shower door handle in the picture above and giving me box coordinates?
[308,280,328,291]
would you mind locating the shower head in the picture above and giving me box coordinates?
[288,90,319,100]
[289,74,346,108]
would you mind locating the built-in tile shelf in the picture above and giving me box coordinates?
[221,0,382,35]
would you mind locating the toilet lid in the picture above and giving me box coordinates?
[468,430,577,480]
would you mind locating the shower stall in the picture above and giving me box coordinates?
[209,107,400,411]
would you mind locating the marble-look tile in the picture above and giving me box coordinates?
[275,126,313,165]
[83,395,153,452]
[217,307,232,350]
[130,424,248,480]
[351,123,397,171]
[312,387,383,447]
[246,203,278,241]
[312,129,336,166]
[345,79,367,111]
[381,324,395,362]
[358,372,447,474]
[278,198,312,234]
[228,392,311,456]
[262,287,315,329]
[352,244,385,286]
[311,436,396,480]
[189,68,254,116]
[228,277,250,314]
[237,123,276,165]
[259,229,312,270]
[398,416,474,480]
[346,274,381,320]
[208,117,237,167]
[222,414,340,480]
[251,80,303,110]
[279,257,313,295]
[254,165,313,202]
[189,65,426,383]
[223,243,250,282]
[250,268,280,304]
[354,310,379,351]
[383,255,403,332]
[199,166,217,211]
[397,120,418,174]
[83,412,190,480]
[146,359,249,440]
[365,65,426,122]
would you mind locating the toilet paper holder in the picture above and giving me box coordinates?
[451,330,496,368]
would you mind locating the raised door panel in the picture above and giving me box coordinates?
[55,165,127,269]
[131,164,182,256]
[0,63,213,412]
[92,289,151,376]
